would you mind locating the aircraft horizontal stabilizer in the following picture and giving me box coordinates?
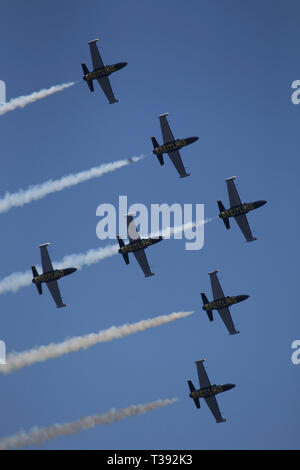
[217,200,230,229]
[187,380,200,409]
[117,236,129,265]
[151,137,164,165]
[81,64,94,92]
[31,266,42,295]
[201,293,213,321]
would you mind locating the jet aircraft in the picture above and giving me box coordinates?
[117,214,163,277]
[188,359,235,423]
[201,270,249,335]
[82,38,127,104]
[151,113,198,178]
[217,176,267,242]
[32,243,77,308]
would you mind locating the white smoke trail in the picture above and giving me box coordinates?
[0,398,177,450]
[0,155,145,214]
[0,311,193,375]
[0,219,214,296]
[0,243,119,295]
[0,82,75,116]
[155,217,216,239]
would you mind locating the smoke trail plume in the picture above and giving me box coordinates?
[0,82,75,116]
[0,311,193,374]
[0,155,145,214]
[0,398,177,450]
[154,217,216,238]
[0,243,119,295]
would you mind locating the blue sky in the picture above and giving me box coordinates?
[0,0,299,449]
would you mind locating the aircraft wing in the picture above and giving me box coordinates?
[159,113,175,144]
[234,213,257,242]
[126,215,141,243]
[217,307,239,335]
[97,77,119,104]
[40,243,53,273]
[46,280,66,308]
[89,39,104,69]
[226,177,241,208]
[133,250,154,277]
[204,395,226,423]
[167,150,189,178]
[209,271,225,300]
[195,360,211,389]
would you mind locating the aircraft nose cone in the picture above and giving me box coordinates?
[256,200,267,208]
[224,383,235,391]
[117,62,128,70]
[69,267,77,274]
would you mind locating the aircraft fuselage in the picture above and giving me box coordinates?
[190,383,235,399]
[83,62,127,81]
[119,237,163,255]
[33,267,77,285]
[219,200,266,220]
[202,295,249,311]
[153,136,198,156]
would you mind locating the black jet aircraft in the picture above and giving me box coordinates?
[117,214,163,277]
[151,113,198,178]
[218,176,267,242]
[82,38,127,104]
[32,243,77,308]
[201,270,249,335]
[188,359,235,423]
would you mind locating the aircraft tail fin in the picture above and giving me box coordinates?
[201,292,213,321]
[81,64,94,92]
[117,236,129,265]
[151,137,164,165]
[187,380,200,409]
[217,200,230,229]
[31,266,42,295]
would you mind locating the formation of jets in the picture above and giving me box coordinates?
[6,36,267,426]
[79,39,268,424]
